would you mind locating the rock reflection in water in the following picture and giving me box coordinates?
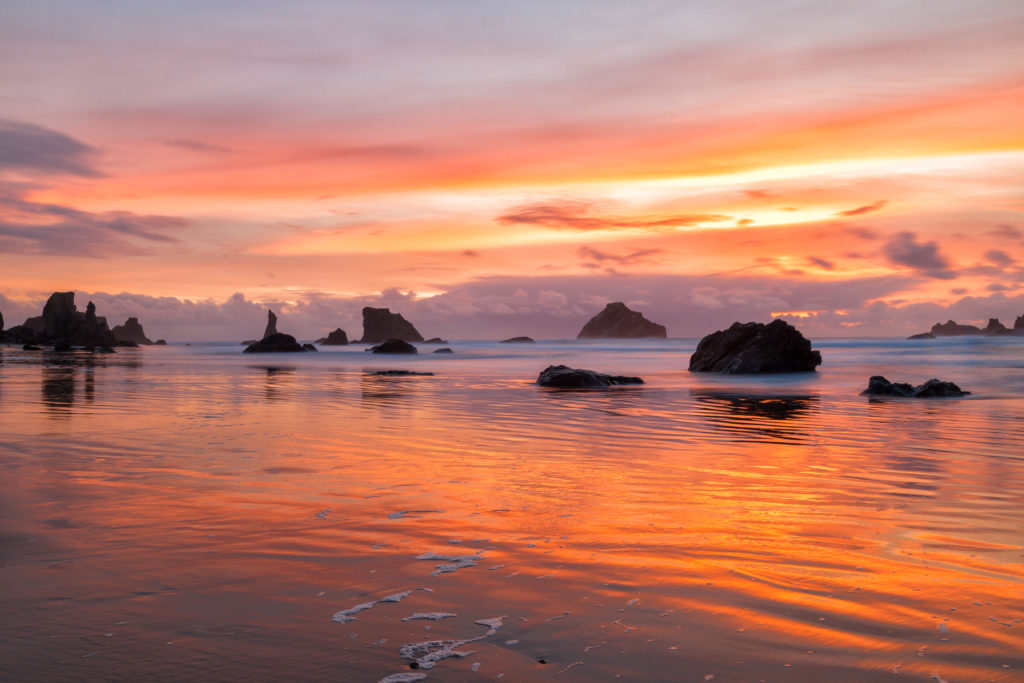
[359,372,425,407]
[252,365,295,402]
[40,366,77,413]
[692,390,818,441]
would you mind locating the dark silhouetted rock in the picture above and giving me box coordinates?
[112,317,154,345]
[931,320,983,336]
[577,302,667,339]
[370,338,418,354]
[500,336,535,343]
[360,307,423,344]
[5,325,36,345]
[19,292,117,348]
[264,310,279,338]
[23,344,42,351]
[423,337,447,344]
[1016,315,1024,331]
[985,318,1009,335]
[434,347,453,354]
[689,319,821,374]
[241,339,257,346]
[0,308,4,341]
[154,339,167,345]
[302,343,318,352]
[316,328,349,345]
[370,370,433,376]
[537,364,643,388]
[907,332,936,340]
[861,375,969,397]
[244,333,308,353]
[117,340,140,348]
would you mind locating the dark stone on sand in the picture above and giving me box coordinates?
[423,337,447,344]
[500,336,534,343]
[316,328,349,345]
[689,319,821,374]
[907,332,936,339]
[112,317,154,345]
[264,310,279,338]
[370,370,434,376]
[302,343,318,352]
[360,307,424,344]
[434,347,453,353]
[244,333,308,353]
[370,338,418,354]
[577,302,667,339]
[861,375,969,397]
[536,364,643,388]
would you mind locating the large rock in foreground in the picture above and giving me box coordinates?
[689,320,821,374]
[537,364,643,388]
[370,338,418,354]
[112,317,154,345]
[359,307,424,344]
[861,375,970,398]
[19,292,118,347]
[577,302,667,339]
[244,333,308,353]
[316,328,349,345]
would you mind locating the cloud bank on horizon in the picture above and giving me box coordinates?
[1,0,1022,338]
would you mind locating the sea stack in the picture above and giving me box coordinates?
[689,319,821,374]
[315,328,349,345]
[264,310,279,338]
[577,302,667,339]
[359,307,424,344]
[14,292,118,348]
[112,317,155,345]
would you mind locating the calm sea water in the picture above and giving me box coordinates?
[1,337,1023,682]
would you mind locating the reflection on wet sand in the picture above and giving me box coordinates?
[692,390,818,441]
[360,372,426,407]
[251,365,295,402]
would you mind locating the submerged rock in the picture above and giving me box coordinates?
[434,347,453,354]
[360,307,424,344]
[112,317,154,345]
[315,328,349,345]
[577,302,667,339]
[244,332,308,353]
[500,336,534,343]
[536,364,643,388]
[689,319,821,374]
[370,370,434,376]
[861,375,970,397]
[301,343,318,352]
[370,338,418,354]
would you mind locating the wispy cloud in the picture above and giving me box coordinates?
[834,200,888,217]
[0,119,98,176]
[883,231,956,279]
[498,200,731,231]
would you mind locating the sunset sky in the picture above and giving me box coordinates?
[2,0,1022,340]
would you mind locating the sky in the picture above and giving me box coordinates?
[1,0,1023,341]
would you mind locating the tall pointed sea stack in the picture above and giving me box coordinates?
[16,292,118,347]
[577,302,667,338]
[359,307,424,343]
[264,310,279,338]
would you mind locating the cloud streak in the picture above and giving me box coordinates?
[498,200,732,231]
[883,231,956,279]
[0,119,98,176]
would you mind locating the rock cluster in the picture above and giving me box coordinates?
[360,307,424,344]
[689,319,821,374]
[316,328,349,345]
[5,292,118,348]
[112,317,154,345]
[910,315,1024,338]
[536,364,643,388]
[577,302,667,339]
[861,376,970,397]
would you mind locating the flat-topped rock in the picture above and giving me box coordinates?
[577,302,666,339]
[316,328,349,345]
[360,307,424,344]
[689,319,821,374]
[537,364,643,388]
[244,333,308,353]
[861,375,970,397]
[370,338,418,354]
[500,336,534,343]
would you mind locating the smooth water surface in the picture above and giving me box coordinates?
[1,338,1023,681]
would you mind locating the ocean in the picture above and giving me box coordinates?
[1,337,1023,681]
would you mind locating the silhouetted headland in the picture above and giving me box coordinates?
[689,319,821,373]
[577,302,667,339]
[909,315,1024,339]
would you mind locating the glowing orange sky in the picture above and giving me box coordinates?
[1,1,1022,339]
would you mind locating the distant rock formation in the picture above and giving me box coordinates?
[302,343,318,352]
[360,307,424,344]
[244,333,308,353]
[14,292,118,348]
[264,310,279,338]
[500,336,534,343]
[112,317,154,345]
[423,337,447,344]
[0,308,4,342]
[316,328,349,345]
[434,347,453,353]
[910,316,1024,338]
[536,364,644,388]
[370,338,418,354]
[861,375,970,398]
[154,339,167,345]
[577,302,667,339]
[689,320,822,374]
